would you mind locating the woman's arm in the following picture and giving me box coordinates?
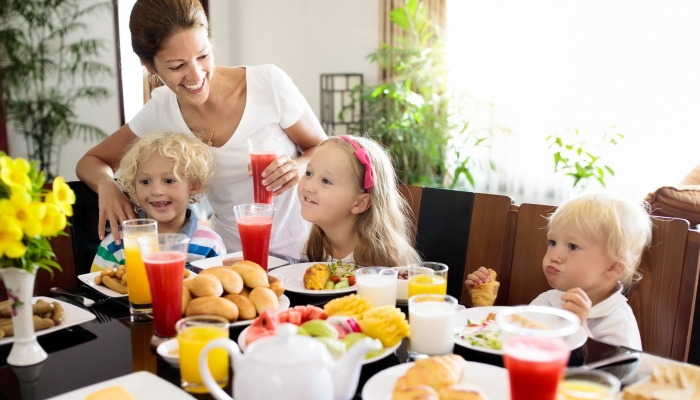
[75,124,139,244]
[260,104,327,196]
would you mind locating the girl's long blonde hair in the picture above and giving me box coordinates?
[304,136,421,267]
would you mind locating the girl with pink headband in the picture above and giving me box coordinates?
[297,135,420,266]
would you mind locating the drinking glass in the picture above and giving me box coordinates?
[177,315,230,394]
[122,219,157,317]
[233,203,274,271]
[503,336,571,400]
[138,233,189,339]
[557,369,620,400]
[356,267,398,307]
[407,294,458,358]
[248,137,280,204]
[407,262,448,297]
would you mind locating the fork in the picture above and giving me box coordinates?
[50,287,112,323]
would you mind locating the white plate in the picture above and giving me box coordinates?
[237,326,399,365]
[78,270,198,298]
[46,370,195,399]
[229,294,290,328]
[453,306,588,355]
[189,251,289,270]
[268,262,357,296]
[0,296,96,346]
[362,360,509,400]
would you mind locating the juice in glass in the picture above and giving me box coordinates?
[408,275,447,296]
[143,251,185,337]
[503,336,570,400]
[130,321,157,373]
[237,215,273,271]
[250,152,277,204]
[177,318,229,393]
[124,238,152,311]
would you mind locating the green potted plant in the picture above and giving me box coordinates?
[0,0,113,180]
[345,0,491,188]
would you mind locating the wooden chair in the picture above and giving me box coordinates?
[397,185,515,304]
[505,202,700,362]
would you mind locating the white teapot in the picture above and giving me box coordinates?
[198,323,382,400]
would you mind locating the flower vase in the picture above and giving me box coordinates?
[1,267,48,366]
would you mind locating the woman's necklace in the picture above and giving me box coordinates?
[191,71,221,146]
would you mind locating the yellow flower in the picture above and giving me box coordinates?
[45,176,75,216]
[0,193,46,237]
[0,215,26,258]
[0,156,31,191]
[41,204,67,236]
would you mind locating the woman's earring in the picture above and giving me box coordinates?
[148,73,160,86]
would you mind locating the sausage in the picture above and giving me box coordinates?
[51,302,64,325]
[102,275,128,294]
[32,300,54,315]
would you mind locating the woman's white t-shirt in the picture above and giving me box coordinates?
[129,64,311,257]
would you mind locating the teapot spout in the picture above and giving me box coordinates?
[331,337,382,400]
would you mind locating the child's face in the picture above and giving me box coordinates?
[297,144,368,230]
[542,223,619,294]
[135,153,200,233]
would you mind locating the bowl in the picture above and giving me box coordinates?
[156,338,179,368]
[559,369,621,398]
[496,305,580,340]
[392,266,408,302]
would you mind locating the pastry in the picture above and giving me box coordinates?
[224,294,257,320]
[186,274,224,297]
[438,384,485,400]
[229,261,270,288]
[249,287,279,314]
[470,268,500,306]
[200,267,244,294]
[622,363,700,400]
[509,313,550,330]
[85,386,137,400]
[186,296,239,322]
[391,384,439,400]
[402,355,468,392]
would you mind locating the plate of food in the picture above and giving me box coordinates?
[0,296,95,345]
[189,251,289,270]
[362,354,508,400]
[268,261,358,296]
[454,306,588,355]
[46,371,195,399]
[78,267,197,298]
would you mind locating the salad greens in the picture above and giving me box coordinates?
[458,318,502,350]
[325,260,357,290]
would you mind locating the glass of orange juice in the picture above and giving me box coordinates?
[408,262,448,297]
[176,315,230,394]
[122,219,157,317]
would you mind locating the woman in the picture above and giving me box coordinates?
[76,0,326,257]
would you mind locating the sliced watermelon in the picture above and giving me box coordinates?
[247,309,280,345]
[287,310,302,326]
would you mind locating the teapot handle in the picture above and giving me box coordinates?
[199,338,239,400]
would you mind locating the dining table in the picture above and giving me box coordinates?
[0,256,676,400]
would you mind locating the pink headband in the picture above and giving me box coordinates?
[339,136,375,193]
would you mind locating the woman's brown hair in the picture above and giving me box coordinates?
[129,0,209,68]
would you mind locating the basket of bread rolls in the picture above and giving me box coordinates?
[182,260,285,323]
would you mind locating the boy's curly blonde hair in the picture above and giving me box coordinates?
[118,132,215,208]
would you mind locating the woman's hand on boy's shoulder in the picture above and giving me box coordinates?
[464,267,492,289]
[561,288,591,325]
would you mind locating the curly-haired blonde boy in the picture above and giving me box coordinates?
[91,132,225,271]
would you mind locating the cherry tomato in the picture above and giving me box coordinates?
[331,276,340,284]
[347,276,356,286]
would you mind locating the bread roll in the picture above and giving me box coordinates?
[403,355,467,391]
[239,286,250,298]
[249,287,279,314]
[223,294,256,320]
[186,296,239,322]
[268,275,285,297]
[438,384,485,400]
[188,274,224,297]
[229,261,269,288]
[201,267,244,294]
[182,286,192,312]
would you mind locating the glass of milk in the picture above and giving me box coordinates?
[408,294,458,359]
[355,267,398,307]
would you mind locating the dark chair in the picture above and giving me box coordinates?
[67,181,103,276]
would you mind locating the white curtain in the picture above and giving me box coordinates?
[446,0,700,205]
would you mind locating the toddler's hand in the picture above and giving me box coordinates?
[561,288,591,325]
[464,267,491,290]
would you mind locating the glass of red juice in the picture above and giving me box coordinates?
[233,203,274,271]
[503,336,570,400]
[137,233,190,340]
[248,138,280,204]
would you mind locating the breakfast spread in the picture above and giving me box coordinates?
[622,362,700,399]
[183,261,284,322]
[470,268,500,307]
[392,354,485,400]
[303,260,358,290]
[0,299,64,338]
[93,265,192,295]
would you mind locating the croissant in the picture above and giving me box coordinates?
[401,355,467,392]
[438,384,486,400]
[391,384,439,400]
[471,268,500,307]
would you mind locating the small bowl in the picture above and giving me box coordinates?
[496,305,580,340]
[156,338,179,368]
[559,369,621,398]
[392,266,409,302]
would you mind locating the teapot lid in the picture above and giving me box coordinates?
[247,323,328,365]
